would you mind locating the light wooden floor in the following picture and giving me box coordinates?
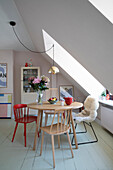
[0,118,113,170]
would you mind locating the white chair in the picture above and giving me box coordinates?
[71,95,99,145]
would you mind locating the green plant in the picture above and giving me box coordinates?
[101,91,106,97]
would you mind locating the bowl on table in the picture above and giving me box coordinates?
[48,97,58,104]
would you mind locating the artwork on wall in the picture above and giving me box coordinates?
[0,63,7,88]
[0,93,12,118]
[59,85,74,100]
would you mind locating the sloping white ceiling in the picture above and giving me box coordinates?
[0,0,113,94]
[89,0,113,24]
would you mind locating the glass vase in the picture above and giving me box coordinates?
[36,91,43,104]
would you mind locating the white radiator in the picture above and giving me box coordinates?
[101,106,113,134]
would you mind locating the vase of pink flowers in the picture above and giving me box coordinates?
[28,75,50,104]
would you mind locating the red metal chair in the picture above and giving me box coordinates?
[12,104,39,147]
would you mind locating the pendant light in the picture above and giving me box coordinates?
[48,44,59,74]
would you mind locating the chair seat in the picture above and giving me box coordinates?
[16,115,37,123]
[72,112,95,123]
[40,123,70,135]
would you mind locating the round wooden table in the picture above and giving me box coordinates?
[27,101,83,150]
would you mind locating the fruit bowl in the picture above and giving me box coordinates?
[48,97,58,104]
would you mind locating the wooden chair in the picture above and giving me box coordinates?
[12,104,39,147]
[44,88,59,125]
[40,108,74,168]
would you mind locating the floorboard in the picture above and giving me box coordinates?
[0,119,113,170]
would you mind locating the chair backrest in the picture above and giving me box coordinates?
[13,104,28,121]
[81,95,99,122]
[50,109,71,134]
[84,96,99,112]
[45,88,59,101]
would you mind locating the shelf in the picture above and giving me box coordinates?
[99,99,113,107]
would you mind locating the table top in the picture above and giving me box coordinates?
[27,101,83,111]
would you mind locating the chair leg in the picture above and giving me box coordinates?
[66,132,74,158]
[89,123,98,143]
[35,121,40,138]
[24,123,27,147]
[40,131,45,156]
[38,131,40,138]
[63,112,65,119]
[71,122,98,146]
[77,122,98,145]
[82,121,87,133]
[45,114,48,126]
[12,122,18,142]
[74,121,87,134]
[51,135,55,168]
[68,115,71,133]
[69,120,77,135]
[58,135,60,148]
[39,112,43,133]
[71,121,87,145]
[71,121,77,145]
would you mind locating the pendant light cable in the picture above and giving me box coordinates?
[9,21,59,74]
[53,44,54,66]
[9,21,53,53]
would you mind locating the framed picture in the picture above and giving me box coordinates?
[0,63,7,88]
[59,85,74,100]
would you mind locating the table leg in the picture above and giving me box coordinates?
[33,110,41,150]
[70,109,78,149]
[68,110,71,134]
[39,110,43,133]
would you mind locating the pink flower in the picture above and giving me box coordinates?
[28,75,49,91]
[33,77,41,84]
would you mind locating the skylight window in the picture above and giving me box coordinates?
[42,29,105,97]
[88,0,113,24]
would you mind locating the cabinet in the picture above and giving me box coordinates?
[101,105,113,134]
[21,67,40,104]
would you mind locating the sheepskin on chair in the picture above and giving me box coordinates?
[72,95,99,145]
[73,95,99,123]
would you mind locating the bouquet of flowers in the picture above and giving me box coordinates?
[28,75,50,92]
